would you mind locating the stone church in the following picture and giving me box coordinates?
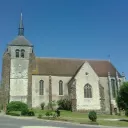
[0,14,126,113]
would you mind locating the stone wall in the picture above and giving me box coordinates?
[69,79,77,111]
[32,75,71,108]
[27,53,35,108]
[75,62,101,111]
[1,51,11,111]
[49,75,52,109]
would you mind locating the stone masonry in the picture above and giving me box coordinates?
[27,53,35,108]
[1,51,11,111]
[69,79,77,111]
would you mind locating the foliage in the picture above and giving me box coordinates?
[57,99,72,111]
[88,111,97,122]
[7,101,28,112]
[47,101,57,110]
[45,110,57,119]
[40,102,45,110]
[21,109,35,116]
[116,95,127,110]
[28,109,35,116]
[38,114,42,119]
[116,82,128,111]
[55,108,60,117]
[125,109,128,117]
[21,108,29,116]
[45,110,53,117]
[52,112,57,118]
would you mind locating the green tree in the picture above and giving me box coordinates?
[116,82,128,110]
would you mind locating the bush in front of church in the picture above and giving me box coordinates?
[40,102,45,110]
[28,109,35,116]
[7,101,28,112]
[57,99,72,111]
[21,108,29,116]
[21,108,35,116]
[88,111,97,122]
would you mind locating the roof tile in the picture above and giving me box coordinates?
[32,57,121,77]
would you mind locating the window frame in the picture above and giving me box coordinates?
[111,79,116,98]
[84,83,92,98]
[15,49,20,58]
[21,49,25,58]
[39,80,44,95]
[59,80,63,96]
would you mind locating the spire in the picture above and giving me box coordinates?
[18,12,24,36]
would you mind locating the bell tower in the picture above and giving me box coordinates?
[6,13,33,104]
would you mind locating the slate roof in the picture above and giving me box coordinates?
[32,57,121,77]
[8,36,33,46]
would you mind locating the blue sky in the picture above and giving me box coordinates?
[0,0,128,79]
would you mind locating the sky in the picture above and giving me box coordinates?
[0,0,128,80]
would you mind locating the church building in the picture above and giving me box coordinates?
[0,14,126,114]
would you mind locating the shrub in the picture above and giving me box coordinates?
[57,99,71,110]
[52,112,57,118]
[28,109,35,116]
[45,111,53,117]
[7,101,28,112]
[55,108,60,117]
[125,109,128,117]
[47,101,57,110]
[21,108,29,116]
[88,111,97,122]
[40,102,45,110]
[38,114,42,119]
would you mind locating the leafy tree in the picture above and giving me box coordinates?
[116,82,128,110]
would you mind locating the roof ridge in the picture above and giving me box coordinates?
[36,56,109,61]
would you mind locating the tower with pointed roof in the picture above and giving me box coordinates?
[2,13,34,106]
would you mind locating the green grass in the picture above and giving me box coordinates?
[6,111,21,116]
[34,109,128,119]
[39,116,128,127]
[34,109,128,127]
[98,120,128,127]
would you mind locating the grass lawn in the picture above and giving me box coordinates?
[6,111,21,116]
[98,120,128,127]
[34,109,128,119]
[34,109,128,127]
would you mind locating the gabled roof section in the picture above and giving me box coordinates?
[32,57,122,77]
[8,36,33,46]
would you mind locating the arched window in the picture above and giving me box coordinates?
[84,84,92,98]
[15,49,20,58]
[111,79,116,98]
[21,49,25,58]
[39,80,44,95]
[59,80,63,95]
